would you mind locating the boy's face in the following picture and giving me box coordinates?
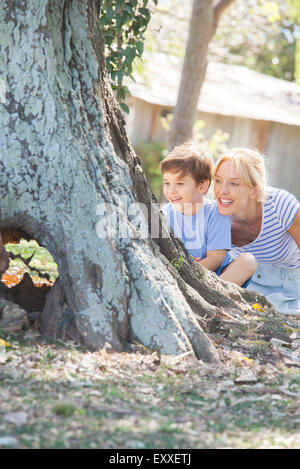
[163,171,209,214]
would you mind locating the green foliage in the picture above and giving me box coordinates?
[161,114,229,160]
[295,38,300,84]
[147,0,299,83]
[287,0,300,83]
[215,0,298,82]
[135,119,230,202]
[5,239,58,283]
[192,120,230,159]
[51,403,76,417]
[170,256,183,270]
[100,0,157,109]
[134,140,167,200]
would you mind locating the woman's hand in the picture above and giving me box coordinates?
[289,211,300,319]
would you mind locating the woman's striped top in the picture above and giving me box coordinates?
[231,187,300,268]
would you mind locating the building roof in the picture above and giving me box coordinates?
[127,53,300,127]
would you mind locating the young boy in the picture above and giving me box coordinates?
[160,141,257,286]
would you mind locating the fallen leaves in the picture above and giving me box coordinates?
[234,372,258,385]
[4,411,28,426]
[270,333,300,366]
[2,265,53,288]
[0,338,11,348]
[0,326,299,449]
[1,266,25,287]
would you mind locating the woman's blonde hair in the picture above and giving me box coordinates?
[213,148,268,202]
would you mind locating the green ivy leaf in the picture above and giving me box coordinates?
[106,6,114,21]
[120,102,130,114]
[100,0,155,107]
[136,40,144,56]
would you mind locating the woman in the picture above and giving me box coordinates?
[213,148,300,318]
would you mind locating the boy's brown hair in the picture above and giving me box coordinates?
[160,141,213,185]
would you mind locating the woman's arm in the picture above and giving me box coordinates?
[288,209,300,250]
[288,210,300,320]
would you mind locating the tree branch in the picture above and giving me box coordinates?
[213,0,235,26]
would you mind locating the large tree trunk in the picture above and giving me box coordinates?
[168,0,235,151]
[0,0,271,362]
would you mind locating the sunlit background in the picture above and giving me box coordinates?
[115,0,300,201]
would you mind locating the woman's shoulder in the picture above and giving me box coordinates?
[264,187,300,228]
[265,186,299,206]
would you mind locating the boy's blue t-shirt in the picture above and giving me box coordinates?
[161,199,231,260]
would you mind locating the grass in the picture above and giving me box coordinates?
[0,239,299,448]
[51,403,77,417]
[0,330,299,449]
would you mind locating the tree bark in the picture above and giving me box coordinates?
[168,0,235,151]
[0,0,271,362]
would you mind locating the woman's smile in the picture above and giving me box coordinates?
[213,160,254,216]
[218,198,234,207]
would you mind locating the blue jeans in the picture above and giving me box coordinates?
[246,263,300,316]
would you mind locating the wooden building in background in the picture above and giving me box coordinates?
[125,53,300,199]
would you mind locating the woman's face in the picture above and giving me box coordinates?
[213,159,256,216]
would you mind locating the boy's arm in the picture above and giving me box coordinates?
[197,207,231,271]
[194,249,226,271]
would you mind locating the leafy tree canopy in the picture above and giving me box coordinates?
[100,0,157,112]
[287,0,300,83]
[144,0,300,82]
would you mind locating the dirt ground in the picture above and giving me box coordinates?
[0,305,299,449]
